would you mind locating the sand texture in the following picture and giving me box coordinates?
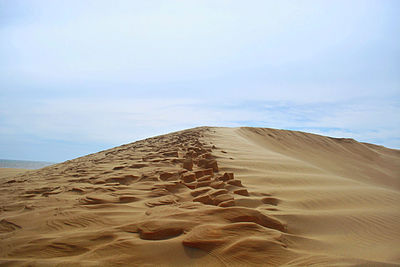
[1,127,399,266]
[0,169,28,179]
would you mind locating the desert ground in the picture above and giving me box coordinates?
[1,127,399,266]
[0,169,28,180]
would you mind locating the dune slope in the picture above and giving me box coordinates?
[0,127,399,266]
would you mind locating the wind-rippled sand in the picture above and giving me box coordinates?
[1,127,399,266]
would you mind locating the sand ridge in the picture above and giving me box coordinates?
[0,126,399,266]
[211,127,400,266]
[0,127,289,266]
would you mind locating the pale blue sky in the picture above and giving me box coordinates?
[1,0,399,162]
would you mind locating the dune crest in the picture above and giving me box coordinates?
[1,127,399,266]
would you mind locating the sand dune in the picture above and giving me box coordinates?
[0,168,28,179]
[0,127,399,266]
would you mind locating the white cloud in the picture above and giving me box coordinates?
[1,96,399,151]
[0,0,399,160]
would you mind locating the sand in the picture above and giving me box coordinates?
[0,127,399,266]
[0,168,28,179]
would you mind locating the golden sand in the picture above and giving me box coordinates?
[1,127,399,266]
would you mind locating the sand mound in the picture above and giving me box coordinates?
[0,127,399,266]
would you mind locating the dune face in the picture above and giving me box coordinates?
[1,127,399,266]
[0,168,28,179]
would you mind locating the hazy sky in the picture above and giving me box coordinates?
[1,0,399,162]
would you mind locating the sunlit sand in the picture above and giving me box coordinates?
[1,127,399,266]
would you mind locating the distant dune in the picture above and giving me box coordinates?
[0,127,399,266]
[0,159,55,169]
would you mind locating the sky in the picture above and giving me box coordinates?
[1,0,399,162]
